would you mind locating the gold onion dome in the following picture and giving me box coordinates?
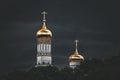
[36,22,52,37]
[69,40,84,62]
[69,49,84,62]
[36,11,52,37]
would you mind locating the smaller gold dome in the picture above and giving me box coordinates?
[69,40,84,62]
[69,49,84,62]
[36,22,52,37]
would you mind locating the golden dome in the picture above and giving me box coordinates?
[69,40,84,62]
[36,22,52,37]
[69,49,84,62]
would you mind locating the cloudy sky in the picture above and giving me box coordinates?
[0,0,119,75]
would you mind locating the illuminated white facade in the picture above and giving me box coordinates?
[69,62,81,69]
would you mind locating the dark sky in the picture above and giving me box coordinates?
[0,0,119,75]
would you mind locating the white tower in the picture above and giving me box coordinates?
[69,40,84,69]
[36,11,52,67]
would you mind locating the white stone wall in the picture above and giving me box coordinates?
[36,56,52,66]
[36,36,52,67]
[69,62,80,69]
[37,44,51,53]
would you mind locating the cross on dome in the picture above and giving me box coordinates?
[41,11,47,22]
[75,40,79,54]
[75,40,79,50]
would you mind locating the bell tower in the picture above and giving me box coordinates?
[36,11,52,67]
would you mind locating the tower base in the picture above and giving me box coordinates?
[69,62,80,69]
[35,64,51,67]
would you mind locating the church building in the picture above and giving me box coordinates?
[36,11,52,67]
